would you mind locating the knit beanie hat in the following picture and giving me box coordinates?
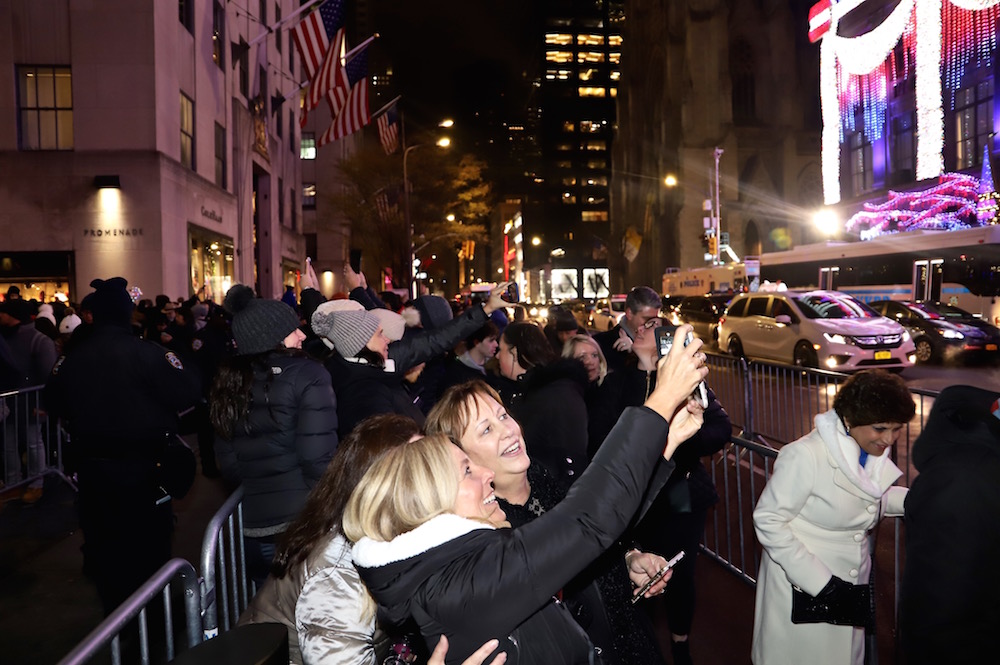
[223,284,300,355]
[37,303,56,325]
[373,308,405,342]
[412,295,454,330]
[311,299,380,357]
[89,277,135,326]
[59,312,82,334]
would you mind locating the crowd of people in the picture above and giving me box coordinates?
[1,275,996,665]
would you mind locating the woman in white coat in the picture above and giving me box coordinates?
[751,370,915,665]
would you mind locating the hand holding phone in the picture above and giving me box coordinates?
[500,282,519,303]
[630,551,685,604]
[654,325,709,408]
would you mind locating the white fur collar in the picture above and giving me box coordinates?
[815,409,901,499]
[352,514,494,569]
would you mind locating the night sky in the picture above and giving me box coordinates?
[370,0,538,136]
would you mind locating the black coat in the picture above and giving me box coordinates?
[45,323,201,452]
[353,406,676,665]
[325,353,425,436]
[215,352,338,531]
[500,463,666,665]
[900,385,1000,664]
[503,358,591,482]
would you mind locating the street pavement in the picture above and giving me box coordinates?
[0,447,753,665]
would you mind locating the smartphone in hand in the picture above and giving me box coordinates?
[500,282,520,303]
[630,551,686,604]
[653,325,709,408]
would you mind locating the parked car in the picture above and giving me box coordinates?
[561,299,594,329]
[869,299,1000,364]
[718,290,916,371]
[590,294,627,331]
[674,294,733,347]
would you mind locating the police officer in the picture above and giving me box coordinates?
[45,277,201,614]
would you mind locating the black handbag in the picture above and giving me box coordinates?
[791,576,874,629]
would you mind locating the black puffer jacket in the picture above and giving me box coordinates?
[504,358,591,482]
[326,353,425,436]
[216,352,338,531]
[901,385,1000,663]
[353,406,675,665]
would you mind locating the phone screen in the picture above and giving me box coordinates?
[349,249,362,273]
[501,282,520,303]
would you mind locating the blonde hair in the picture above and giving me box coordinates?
[426,380,505,448]
[343,434,459,544]
[562,334,608,385]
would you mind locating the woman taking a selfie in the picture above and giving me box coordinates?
[751,370,914,665]
[344,326,709,665]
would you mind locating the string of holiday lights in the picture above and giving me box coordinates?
[845,167,999,238]
[943,1,999,108]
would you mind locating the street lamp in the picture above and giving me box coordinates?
[813,208,839,237]
[403,138,451,299]
[664,174,678,188]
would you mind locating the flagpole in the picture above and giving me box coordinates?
[401,111,416,299]
[344,33,379,63]
[250,0,324,46]
[371,95,401,121]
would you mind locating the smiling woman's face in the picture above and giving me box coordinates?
[458,394,530,490]
[849,422,906,457]
[450,443,507,525]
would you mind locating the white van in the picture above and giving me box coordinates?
[718,290,916,371]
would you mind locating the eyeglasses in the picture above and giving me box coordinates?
[640,317,663,331]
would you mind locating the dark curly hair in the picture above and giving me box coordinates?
[833,370,915,427]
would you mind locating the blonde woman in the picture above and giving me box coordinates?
[344,327,709,665]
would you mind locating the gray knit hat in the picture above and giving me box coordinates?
[224,284,300,355]
[311,299,381,357]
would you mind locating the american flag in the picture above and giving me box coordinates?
[377,104,399,155]
[306,27,345,112]
[319,51,370,146]
[291,0,345,102]
[373,185,400,223]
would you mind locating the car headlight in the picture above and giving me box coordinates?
[940,329,964,339]
[538,308,548,319]
[902,330,910,342]
[529,307,539,317]
[823,332,849,345]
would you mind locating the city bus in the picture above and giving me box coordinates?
[758,225,1000,324]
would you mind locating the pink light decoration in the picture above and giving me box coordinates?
[838,5,916,142]
[845,172,988,236]
[943,2,1000,106]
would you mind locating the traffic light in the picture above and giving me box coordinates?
[708,234,718,256]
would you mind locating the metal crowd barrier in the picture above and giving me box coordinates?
[57,559,202,665]
[704,352,937,482]
[199,485,254,640]
[1,384,76,493]
[701,434,910,663]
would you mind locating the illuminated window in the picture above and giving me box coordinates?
[215,123,226,188]
[955,79,993,170]
[608,35,623,47]
[180,92,194,169]
[556,160,572,168]
[581,140,606,151]
[556,143,573,151]
[562,194,577,204]
[580,69,599,82]
[578,52,605,63]
[546,51,574,64]
[848,129,873,196]
[212,2,225,69]
[16,66,73,150]
[584,176,608,186]
[609,53,621,64]
[586,196,606,205]
[586,159,606,169]
[303,183,316,209]
[300,133,316,159]
[562,121,576,132]
[562,177,578,186]
[580,121,603,133]
[545,33,573,45]
[577,34,604,46]
[610,71,620,81]
[579,87,606,97]
[582,211,609,222]
[610,88,617,98]
[546,69,571,80]
[892,112,915,181]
